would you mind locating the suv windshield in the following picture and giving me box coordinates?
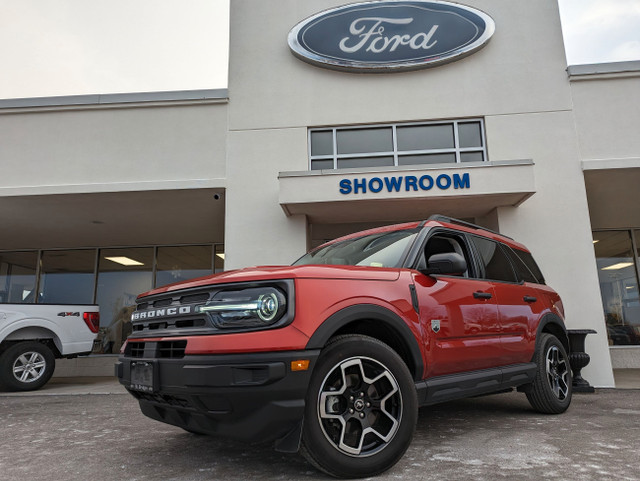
[293,229,419,268]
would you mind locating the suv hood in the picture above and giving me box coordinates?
[138,265,402,298]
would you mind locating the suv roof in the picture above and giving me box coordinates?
[316,215,528,252]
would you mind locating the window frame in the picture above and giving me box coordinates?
[413,228,480,279]
[309,118,487,171]
[466,234,520,284]
[505,246,545,285]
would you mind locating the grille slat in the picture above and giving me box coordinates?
[157,340,187,359]
[133,290,212,336]
[180,293,210,304]
[126,341,186,359]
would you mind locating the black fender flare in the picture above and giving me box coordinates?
[305,304,425,381]
[535,313,570,354]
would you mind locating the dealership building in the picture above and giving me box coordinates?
[1,0,639,387]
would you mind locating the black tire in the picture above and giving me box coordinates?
[526,333,572,414]
[301,335,417,478]
[0,341,56,392]
[181,428,207,435]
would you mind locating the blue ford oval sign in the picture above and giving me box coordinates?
[288,0,495,72]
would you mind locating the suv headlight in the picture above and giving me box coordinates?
[196,286,287,329]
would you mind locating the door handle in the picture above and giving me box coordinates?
[473,291,493,300]
[523,296,537,303]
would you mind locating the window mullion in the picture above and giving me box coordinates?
[332,129,338,170]
[630,229,640,296]
[480,119,488,161]
[392,125,399,166]
[453,120,461,163]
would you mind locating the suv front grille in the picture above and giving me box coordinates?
[158,340,187,358]
[125,340,187,359]
[129,342,146,358]
[131,287,213,337]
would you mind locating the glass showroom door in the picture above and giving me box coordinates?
[95,248,154,354]
[594,231,640,345]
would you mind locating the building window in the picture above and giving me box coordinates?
[0,244,224,354]
[593,230,640,346]
[309,119,487,170]
[96,248,155,354]
[156,245,214,287]
[0,251,38,303]
[38,249,96,304]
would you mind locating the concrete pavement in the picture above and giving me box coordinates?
[0,379,638,480]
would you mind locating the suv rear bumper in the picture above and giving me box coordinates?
[116,349,320,447]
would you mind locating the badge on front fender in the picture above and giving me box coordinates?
[431,320,441,333]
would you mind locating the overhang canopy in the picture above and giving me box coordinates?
[583,158,640,229]
[0,188,225,250]
[279,160,535,223]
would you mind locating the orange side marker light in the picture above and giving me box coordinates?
[291,360,310,371]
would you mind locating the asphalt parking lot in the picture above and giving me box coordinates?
[0,381,638,481]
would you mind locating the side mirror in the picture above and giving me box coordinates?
[423,252,467,276]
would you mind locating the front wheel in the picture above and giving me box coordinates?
[0,341,56,392]
[301,335,417,478]
[526,333,572,414]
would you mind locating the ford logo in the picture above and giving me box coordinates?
[288,0,495,72]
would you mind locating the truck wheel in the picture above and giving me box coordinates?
[526,333,572,414]
[301,335,417,478]
[0,341,56,392]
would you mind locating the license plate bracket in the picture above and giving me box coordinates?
[130,361,156,393]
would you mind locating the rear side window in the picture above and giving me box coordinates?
[511,248,546,284]
[504,247,538,283]
[469,236,517,283]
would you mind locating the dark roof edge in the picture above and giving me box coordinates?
[567,60,640,77]
[0,89,229,109]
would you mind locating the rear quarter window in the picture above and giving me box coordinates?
[511,248,545,284]
[468,235,518,283]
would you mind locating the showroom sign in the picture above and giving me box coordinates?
[288,0,495,72]
[339,173,470,194]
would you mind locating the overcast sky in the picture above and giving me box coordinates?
[0,0,638,100]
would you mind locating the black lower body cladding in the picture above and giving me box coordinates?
[116,349,320,446]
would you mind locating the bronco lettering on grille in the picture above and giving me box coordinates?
[131,305,194,321]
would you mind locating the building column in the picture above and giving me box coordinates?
[224,128,309,270]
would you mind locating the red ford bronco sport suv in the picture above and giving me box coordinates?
[116,215,572,478]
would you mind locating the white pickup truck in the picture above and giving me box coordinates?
[0,304,99,391]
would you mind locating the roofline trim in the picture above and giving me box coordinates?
[567,61,640,80]
[0,89,229,110]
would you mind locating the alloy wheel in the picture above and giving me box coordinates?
[12,352,48,383]
[318,356,402,457]
[545,345,570,400]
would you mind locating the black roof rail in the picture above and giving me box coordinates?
[427,214,513,240]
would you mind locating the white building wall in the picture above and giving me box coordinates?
[0,97,228,196]
[487,111,615,386]
[229,0,571,131]
[225,128,308,268]
[570,67,640,162]
[569,64,640,374]
[226,0,615,386]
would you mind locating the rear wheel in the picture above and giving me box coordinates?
[0,341,56,392]
[526,333,572,414]
[301,335,417,478]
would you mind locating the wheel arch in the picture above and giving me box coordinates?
[0,327,62,358]
[306,304,424,381]
[536,313,569,354]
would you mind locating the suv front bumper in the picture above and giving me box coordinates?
[116,349,320,447]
